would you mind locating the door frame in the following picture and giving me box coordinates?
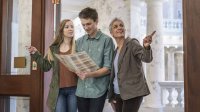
[183,0,200,111]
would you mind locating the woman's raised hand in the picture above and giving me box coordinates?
[26,46,38,54]
[143,31,156,48]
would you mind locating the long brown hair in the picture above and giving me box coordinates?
[52,19,74,47]
[46,19,76,61]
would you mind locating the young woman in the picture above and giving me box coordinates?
[27,19,77,112]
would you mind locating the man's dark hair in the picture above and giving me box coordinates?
[79,7,98,22]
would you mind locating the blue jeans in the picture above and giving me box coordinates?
[56,86,77,112]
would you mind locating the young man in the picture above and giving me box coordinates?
[75,7,114,112]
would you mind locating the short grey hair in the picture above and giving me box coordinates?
[109,18,124,33]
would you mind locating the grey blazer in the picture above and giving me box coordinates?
[108,37,153,101]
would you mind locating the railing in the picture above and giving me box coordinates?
[103,81,184,112]
[163,19,182,30]
[163,19,183,35]
[140,18,183,35]
[159,81,184,111]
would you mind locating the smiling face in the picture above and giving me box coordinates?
[63,20,74,38]
[80,18,98,37]
[110,20,125,39]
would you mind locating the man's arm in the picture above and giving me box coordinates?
[77,67,110,80]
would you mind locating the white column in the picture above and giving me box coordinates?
[176,52,184,81]
[167,47,176,81]
[144,0,164,109]
[131,0,143,40]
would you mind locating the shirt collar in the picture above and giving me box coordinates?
[86,30,102,40]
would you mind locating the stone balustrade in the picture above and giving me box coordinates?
[163,19,182,30]
[140,18,183,35]
[158,81,184,112]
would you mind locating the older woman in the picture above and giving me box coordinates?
[108,18,155,112]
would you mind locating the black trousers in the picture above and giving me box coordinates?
[112,94,143,112]
[77,92,107,112]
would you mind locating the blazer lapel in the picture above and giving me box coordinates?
[118,37,131,71]
[111,49,118,81]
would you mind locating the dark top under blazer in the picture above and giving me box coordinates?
[108,37,153,101]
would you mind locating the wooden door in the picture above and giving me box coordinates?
[0,0,54,112]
